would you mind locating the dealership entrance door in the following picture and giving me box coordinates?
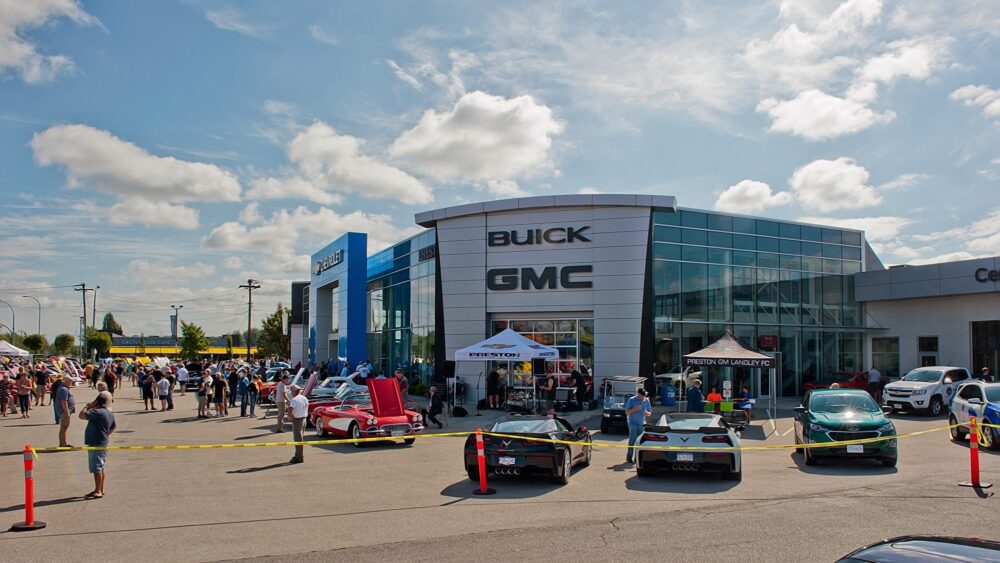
[972,321,1000,380]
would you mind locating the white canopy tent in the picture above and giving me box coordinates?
[454,328,559,412]
[0,341,30,357]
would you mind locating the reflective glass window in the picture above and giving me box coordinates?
[653,210,680,225]
[733,234,755,250]
[707,248,731,264]
[654,243,681,261]
[732,217,756,234]
[842,261,861,274]
[780,223,801,238]
[779,271,800,324]
[757,252,780,268]
[706,214,733,231]
[780,255,802,270]
[681,263,708,320]
[682,245,707,262]
[801,226,822,241]
[732,266,755,323]
[823,276,843,325]
[822,228,842,244]
[653,225,681,242]
[779,239,801,254]
[802,242,822,257]
[756,237,780,253]
[843,231,862,246]
[681,210,707,228]
[732,250,755,266]
[842,246,862,261]
[707,265,732,322]
[756,220,780,236]
[653,261,681,319]
[823,259,842,274]
[801,273,822,325]
[756,268,779,325]
[682,229,708,245]
[821,244,842,258]
[707,231,732,247]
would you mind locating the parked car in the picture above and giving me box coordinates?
[463,415,592,484]
[837,535,1000,562]
[949,380,1000,449]
[313,378,422,447]
[635,413,743,480]
[307,383,370,427]
[600,376,646,434]
[882,366,971,416]
[803,371,868,392]
[260,368,305,403]
[653,365,702,396]
[794,389,897,467]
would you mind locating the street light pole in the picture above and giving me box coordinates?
[92,285,100,329]
[239,279,260,360]
[0,299,15,339]
[171,305,183,356]
[21,296,41,336]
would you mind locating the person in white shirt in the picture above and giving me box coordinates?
[288,385,308,464]
[176,366,188,396]
[157,375,171,411]
[867,367,882,400]
[275,374,290,433]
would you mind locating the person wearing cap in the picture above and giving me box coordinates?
[981,367,992,382]
[56,375,76,447]
[287,385,308,464]
[624,387,652,464]
[79,391,116,499]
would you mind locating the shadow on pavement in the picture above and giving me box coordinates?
[624,473,740,494]
[226,462,290,474]
[439,476,565,500]
[739,425,768,441]
[312,440,415,454]
[0,496,86,514]
[234,433,275,441]
[788,451,900,475]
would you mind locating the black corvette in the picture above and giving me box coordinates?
[464,416,592,484]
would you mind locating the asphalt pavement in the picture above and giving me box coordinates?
[0,388,996,562]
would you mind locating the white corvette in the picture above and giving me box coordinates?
[635,413,743,481]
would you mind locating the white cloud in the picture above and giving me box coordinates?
[797,216,913,243]
[247,121,431,205]
[0,235,59,258]
[907,251,978,266]
[877,172,928,191]
[789,157,882,212]
[386,60,424,91]
[262,100,297,116]
[238,202,263,225]
[108,199,199,230]
[309,25,339,45]
[126,259,215,285]
[203,6,264,38]
[0,0,99,83]
[486,180,527,197]
[223,256,243,270]
[203,206,421,258]
[31,124,241,202]
[578,187,603,195]
[950,84,1000,121]
[757,89,895,140]
[389,91,564,184]
[714,180,793,213]
[857,38,951,84]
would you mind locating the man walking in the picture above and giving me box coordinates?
[176,364,188,395]
[275,373,290,432]
[288,385,308,464]
[867,366,882,401]
[624,387,651,464]
[56,375,75,447]
[79,391,116,499]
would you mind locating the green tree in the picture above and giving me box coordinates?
[52,333,76,356]
[257,304,289,358]
[179,321,210,360]
[225,334,233,358]
[22,334,48,354]
[84,327,112,357]
[0,333,23,348]
[101,312,123,335]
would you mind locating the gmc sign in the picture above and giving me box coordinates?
[487,265,593,291]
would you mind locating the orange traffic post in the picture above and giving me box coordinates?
[10,444,46,532]
[472,429,496,496]
[960,417,993,489]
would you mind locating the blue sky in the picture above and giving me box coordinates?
[0,0,997,340]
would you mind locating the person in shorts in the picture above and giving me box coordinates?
[79,391,116,499]
[156,373,171,411]
[56,375,76,447]
[212,374,228,417]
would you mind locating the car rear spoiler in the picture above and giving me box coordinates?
[642,424,728,435]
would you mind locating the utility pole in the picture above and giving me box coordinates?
[74,283,93,358]
[92,285,100,329]
[239,279,260,360]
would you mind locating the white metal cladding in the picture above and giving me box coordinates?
[430,198,660,392]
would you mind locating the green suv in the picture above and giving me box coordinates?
[793,389,897,468]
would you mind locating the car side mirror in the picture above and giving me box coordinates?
[968,398,982,406]
[794,406,806,414]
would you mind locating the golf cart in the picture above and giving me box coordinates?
[600,376,646,434]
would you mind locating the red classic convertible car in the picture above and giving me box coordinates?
[312,378,422,447]
[803,371,868,392]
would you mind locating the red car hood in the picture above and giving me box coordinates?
[367,378,404,418]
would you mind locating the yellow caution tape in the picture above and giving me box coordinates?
[24,422,982,454]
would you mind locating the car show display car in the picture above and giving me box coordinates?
[634,413,743,480]
[837,535,1000,562]
[949,380,1000,449]
[882,366,970,416]
[312,378,422,447]
[803,371,868,392]
[600,376,646,434]
[465,415,592,484]
[794,389,897,467]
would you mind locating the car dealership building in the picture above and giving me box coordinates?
[296,193,999,401]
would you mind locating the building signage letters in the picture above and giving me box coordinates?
[418,245,436,262]
[313,249,344,276]
[488,226,591,247]
[487,265,593,291]
[974,268,1000,282]
[683,357,776,369]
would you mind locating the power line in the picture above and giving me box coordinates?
[238,279,260,359]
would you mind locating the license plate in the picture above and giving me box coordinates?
[677,453,694,462]
[499,456,516,466]
[390,431,404,437]
[846,444,864,454]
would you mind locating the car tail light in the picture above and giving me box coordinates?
[482,437,492,444]
[642,434,668,442]
[702,435,729,444]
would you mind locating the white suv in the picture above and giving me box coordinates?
[882,366,971,417]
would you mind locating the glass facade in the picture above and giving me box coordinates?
[651,209,865,397]
[489,319,595,385]
[365,229,436,386]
